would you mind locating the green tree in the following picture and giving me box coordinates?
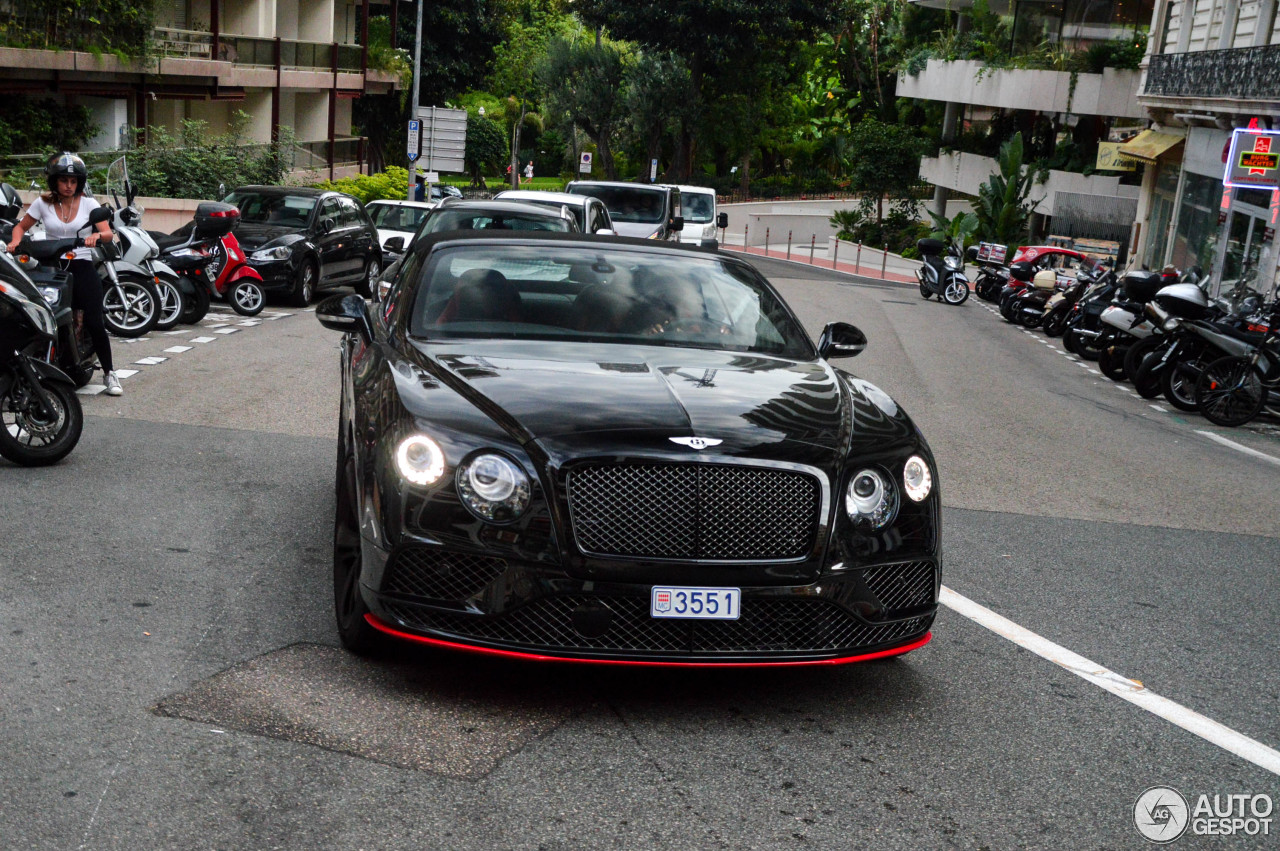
[464,112,507,187]
[975,132,1045,246]
[844,118,923,224]
[622,51,692,182]
[539,35,629,179]
[0,97,99,156]
[927,209,979,248]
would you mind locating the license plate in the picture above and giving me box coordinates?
[650,586,740,620]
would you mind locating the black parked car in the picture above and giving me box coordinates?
[318,232,940,666]
[225,186,381,306]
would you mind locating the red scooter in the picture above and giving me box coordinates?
[150,203,266,321]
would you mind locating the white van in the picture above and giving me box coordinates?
[673,185,727,249]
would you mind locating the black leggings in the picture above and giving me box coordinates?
[69,260,113,373]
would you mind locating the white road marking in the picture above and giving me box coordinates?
[133,357,167,366]
[940,586,1280,776]
[237,320,261,327]
[1149,404,1168,413]
[214,327,240,335]
[161,330,191,336]
[76,384,106,396]
[163,346,193,354]
[190,336,217,344]
[1196,430,1280,467]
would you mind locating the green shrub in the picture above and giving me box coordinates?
[127,114,296,199]
[318,167,410,203]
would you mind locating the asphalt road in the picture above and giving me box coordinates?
[1,265,1278,850]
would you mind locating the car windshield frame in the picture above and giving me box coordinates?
[225,192,318,228]
[682,192,715,224]
[568,186,667,224]
[496,197,585,230]
[367,202,431,233]
[404,242,817,359]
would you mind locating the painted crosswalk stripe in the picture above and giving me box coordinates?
[163,346,193,353]
[214,327,240,335]
[190,336,217,343]
[133,357,168,366]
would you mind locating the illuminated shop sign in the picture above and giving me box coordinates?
[1224,127,1280,189]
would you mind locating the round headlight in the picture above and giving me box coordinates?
[395,435,446,486]
[845,468,897,529]
[903,455,933,503]
[457,453,531,522]
[1162,316,1180,332]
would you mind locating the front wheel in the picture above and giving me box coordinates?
[1043,307,1069,337]
[0,372,83,466]
[356,257,379,299]
[1163,357,1206,412]
[1098,345,1128,382]
[334,453,383,654]
[943,279,969,305]
[290,260,316,307]
[102,277,160,337]
[1195,356,1267,427]
[154,279,185,331]
[229,280,266,316]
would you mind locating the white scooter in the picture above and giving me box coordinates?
[105,157,186,330]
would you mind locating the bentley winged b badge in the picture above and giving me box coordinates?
[669,437,723,450]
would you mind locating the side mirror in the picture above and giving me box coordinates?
[316,293,373,340]
[818,322,867,359]
[595,228,615,236]
[88,205,113,225]
[321,217,335,233]
[669,216,684,232]
[382,236,405,253]
[716,212,728,229]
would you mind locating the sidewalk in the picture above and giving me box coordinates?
[717,231,918,284]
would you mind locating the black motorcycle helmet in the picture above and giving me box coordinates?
[45,151,88,195]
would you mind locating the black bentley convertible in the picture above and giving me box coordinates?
[317,232,940,666]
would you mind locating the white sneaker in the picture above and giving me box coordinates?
[104,371,123,396]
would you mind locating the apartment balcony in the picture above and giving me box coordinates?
[1142,46,1280,109]
[898,59,1146,119]
[919,150,1141,219]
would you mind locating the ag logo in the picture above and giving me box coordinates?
[669,436,722,450]
[1134,786,1189,843]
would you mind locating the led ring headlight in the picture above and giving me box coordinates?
[903,455,933,503]
[845,468,897,529]
[457,453,531,523]
[396,435,446,485]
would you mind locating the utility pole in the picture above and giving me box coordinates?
[406,0,423,202]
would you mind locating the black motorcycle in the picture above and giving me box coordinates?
[0,244,83,466]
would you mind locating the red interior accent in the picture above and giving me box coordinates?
[364,613,931,667]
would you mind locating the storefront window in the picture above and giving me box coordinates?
[1144,162,1180,268]
[1169,171,1222,277]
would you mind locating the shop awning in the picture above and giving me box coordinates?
[1116,129,1185,164]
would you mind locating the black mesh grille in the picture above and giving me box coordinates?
[567,464,820,560]
[861,561,937,613]
[382,548,508,602]
[384,596,929,656]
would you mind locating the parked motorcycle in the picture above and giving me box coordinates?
[916,238,970,305]
[1061,270,1120,360]
[1041,270,1097,337]
[105,157,186,330]
[151,203,264,319]
[1009,268,1060,328]
[1091,270,1164,381]
[0,244,83,466]
[1190,305,1279,426]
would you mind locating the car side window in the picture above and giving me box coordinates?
[319,199,340,231]
[339,198,362,228]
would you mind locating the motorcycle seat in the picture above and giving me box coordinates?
[150,232,191,251]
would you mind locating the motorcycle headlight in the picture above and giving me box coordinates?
[250,246,292,261]
[457,453,531,522]
[37,286,60,307]
[395,435,446,486]
[1162,316,1180,332]
[845,468,898,530]
[903,455,933,503]
[22,300,56,336]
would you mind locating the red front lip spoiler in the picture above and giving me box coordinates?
[365,613,931,668]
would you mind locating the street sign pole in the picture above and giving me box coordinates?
[407,0,423,202]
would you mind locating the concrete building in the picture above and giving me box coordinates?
[900,0,1153,260]
[1129,0,1280,300]
[2,0,399,179]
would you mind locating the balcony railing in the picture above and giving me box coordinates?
[154,30,363,72]
[1145,46,1280,100]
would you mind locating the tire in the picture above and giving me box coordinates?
[102,277,160,337]
[229,280,266,316]
[1123,335,1162,383]
[180,282,211,324]
[154,279,185,331]
[943,279,969,305]
[1162,356,1206,412]
[919,282,932,300]
[1098,346,1128,381]
[1043,307,1068,337]
[356,257,379,299]
[290,260,316,307]
[334,452,383,655]
[64,362,95,389]
[0,372,83,466]
[1195,356,1267,427]
[999,293,1019,323]
[1066,325,1102,361]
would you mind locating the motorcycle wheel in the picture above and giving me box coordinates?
[180,282,211,324]
[102,277,160,338]
[0,372,83,466]
[999,294,1019,323]
[1098,345,1128,382]
[1123,335,1162,384]
[154,280,185,331]
[1195,356,1267,427]
[64,362,95,389]
[1162,357,1206,412]
[230,280,266,316]
[919,282,932,300]
[1043,308,1068,337]
[943,280,969,305]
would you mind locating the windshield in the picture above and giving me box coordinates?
[225,192,317,228]
[407,244,812,358]
[682,192,714,224]
[568,186,666,224]
[499,198,584,230]
[367,203,431,233]
[422,209,573,234]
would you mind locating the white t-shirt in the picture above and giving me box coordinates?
[26,195,105,260]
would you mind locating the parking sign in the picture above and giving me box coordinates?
[579,151,592,174]
[407,120,421,162]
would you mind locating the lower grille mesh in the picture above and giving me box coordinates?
[382,548,508,602]
[384,596,929,655]
[861,561,937,613]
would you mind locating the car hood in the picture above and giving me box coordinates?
[235,223,306,251]
[403,340,917,461]
[610,221,662,239]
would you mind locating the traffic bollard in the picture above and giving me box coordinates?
[833,240,839,269]
[855,242,862,274]
[765,227,770,256]
[809,234,816,264]
[786,230,792,260]
[881,244,888,278]
[743,224,748,253]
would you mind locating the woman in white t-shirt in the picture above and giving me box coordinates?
[6,152,120,395]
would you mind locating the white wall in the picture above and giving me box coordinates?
[919,151,1141,215]
[275,0,300,40]
[298,0,334,42]
[897,60,1147,120]
[241,90,274,143]
[81,97,129,152]
[291,91,329,141]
